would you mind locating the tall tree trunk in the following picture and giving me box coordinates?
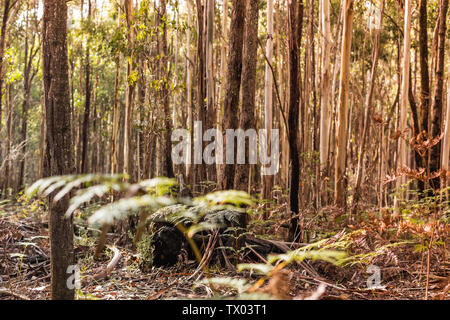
[394,0,412,215]
[123,0,135,178]
[287,0,304,242]
[81,0,92,174]
[111,57,120,175]
[205,0,216,182]
[419,0,431,136]
[262,0,273,200]
[334,0,354,208]
[195,0,206,187]
[234,0,259,191]
[0,0,13,197]
[186,0,194,185]
[111,4,121,176]
[42,0,74,300]
[442,72,450,186]
[429,0,448,190]
[416,0,431,193]
[216,0,228,185]
[319,0,331,172]
[0,0,12,146]
[136,56,145,180]
[218,0,228,114]
[39,82,46,180]
[221,0,245,190]
[91,74,99,173]
[160,0,174,178]
[3,84,11,195]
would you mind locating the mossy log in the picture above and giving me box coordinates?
[137,204,286,270]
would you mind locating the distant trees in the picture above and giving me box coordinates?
[1,0,450,249]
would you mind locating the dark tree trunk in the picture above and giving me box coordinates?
[91,74,99,173]
[195,0,206,187]
[137,58,146,180]
[205,0,216,183]
[409,70,423,182]
[160,0,174,178]
[287,0,304,242]
[416,0,431,193]
[42,0,75,300]
[234,0,259,192]
[81,44,91,173]
[419,0,431,135]
[221,0,246,190]
[429,0,448,190]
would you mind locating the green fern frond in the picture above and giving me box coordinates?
[65,184,111,218]
[196,190,254,208]
[340,241,409,267]
[196,277,251,294]
[88,195,175,226]
[237,263,274,275]
[26,174,128,200]
[268,248,346,266]
[137,177,177,196]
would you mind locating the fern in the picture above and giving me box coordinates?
[26,175,179,226]
[26,174,128,199]
[268,249,346,266]
[196,190,254,209]
[196,277,251,294]
[88,195,175,226]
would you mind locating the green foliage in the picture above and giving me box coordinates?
[198,190,254,209]
[89,194,175,226]
[26,175,179,226]
[26,175,252,233]
[136,232,155,272]
[268,248,347,266]
[196,277,251,295]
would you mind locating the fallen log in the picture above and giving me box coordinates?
[136,204,286,270]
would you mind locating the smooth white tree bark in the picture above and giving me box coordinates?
[334,0,354,207]
[394,0,412,215]
[320,0,331,170]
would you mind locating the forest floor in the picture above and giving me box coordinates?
[0,199,448,300]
